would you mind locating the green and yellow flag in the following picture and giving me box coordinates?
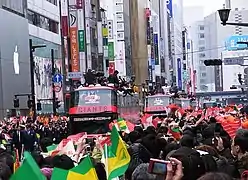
[105,126,131,179]
[51,155,98,180]
[117,118,128,131]
[11,152,46,180]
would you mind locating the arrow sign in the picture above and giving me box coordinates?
[52,74,63,83]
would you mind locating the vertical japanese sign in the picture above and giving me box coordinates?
[61,0,68,36]
[108,42,114,60]
[108,62,115,75]
[69,10,79,72]
[154,34,159,65]
[177,58,182,90]
[167,0,173,18]
[78,30,85,52]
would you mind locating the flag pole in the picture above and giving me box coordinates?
[104,144,109,179]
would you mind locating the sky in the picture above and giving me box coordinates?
[184,0,225,16]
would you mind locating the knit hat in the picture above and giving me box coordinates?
[41,167,53,180]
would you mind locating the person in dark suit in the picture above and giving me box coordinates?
[22,125,37,153]
[12,125,24,160]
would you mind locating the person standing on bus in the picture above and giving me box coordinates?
[108,70,119,86]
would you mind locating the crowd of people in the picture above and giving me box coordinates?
[0,104,247,179]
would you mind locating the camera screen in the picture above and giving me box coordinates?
[152,162,167,174]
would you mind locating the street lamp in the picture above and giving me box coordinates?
[218,8,248,27]
[29,39,46,121]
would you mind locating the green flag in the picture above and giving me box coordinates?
[10,152,46,180]
[51,155,98,180]
[104,126,131,179]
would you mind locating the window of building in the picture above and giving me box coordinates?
[199,66,206,71]
[199,25,204,30]
[1,0,25,17]
[200,60,205,64]
[200,85,208,91]
[199,53,206,58]
[46,0,57,6]
[200,79,206,83]
[199,33,205,38]
[27,10,59,34]
[201,72,207,77]
[199,47,205,51]
[199,40,205,45]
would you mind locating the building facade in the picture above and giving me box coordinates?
[0,1,31,118]
[170,0,184,90]
[205,9,248,91]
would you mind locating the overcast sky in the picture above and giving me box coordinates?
[184,0,225,16]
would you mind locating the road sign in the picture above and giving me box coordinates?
[67,72,83,79]
[244,68,248,74]
[223,57,244,65]
[54,86,62,92]
[52,74,63,83]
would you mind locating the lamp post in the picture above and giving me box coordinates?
[29,39,46,121]
[218,8,248,27]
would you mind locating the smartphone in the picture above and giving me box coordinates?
[215,123,222,136]
[148,158,169,175]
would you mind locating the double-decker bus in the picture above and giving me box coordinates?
[144,94,171,115]
[69,84,118,134]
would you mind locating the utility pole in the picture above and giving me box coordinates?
[29,39,36,120]
[59,0,67,111]
[51,49,57,115]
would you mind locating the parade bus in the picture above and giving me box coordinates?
[69,84,118,134]
[69,84,140,134]
[174,98,192,108]
[144,94,171,115]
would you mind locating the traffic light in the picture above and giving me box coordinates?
[13,98,19,108]
[27,99,33,109]
[238,74,243,84]
[55,100,61,109]
[204,59,222,66]
[37,102,42,111]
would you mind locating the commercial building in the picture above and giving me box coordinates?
[185,6,248,92]
[26,0,63,112]
[101,0,132,79]
[0,1,30,118]
[222,49,248,91]
[169,0,184,90]
[204,9,248,91]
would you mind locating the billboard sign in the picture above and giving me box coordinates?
[177,58,182,90]
[225,35,248,51]
[69,10,80,72]
[167,0,173,18]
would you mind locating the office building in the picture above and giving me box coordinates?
[230,0,248,10]
[101,0,132,79]
[204,9,248,91]
[26,0,63,112]
[170,0,184,90]
[222,49,248,91]
[0,1,30,118]
[188,20,214,92]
